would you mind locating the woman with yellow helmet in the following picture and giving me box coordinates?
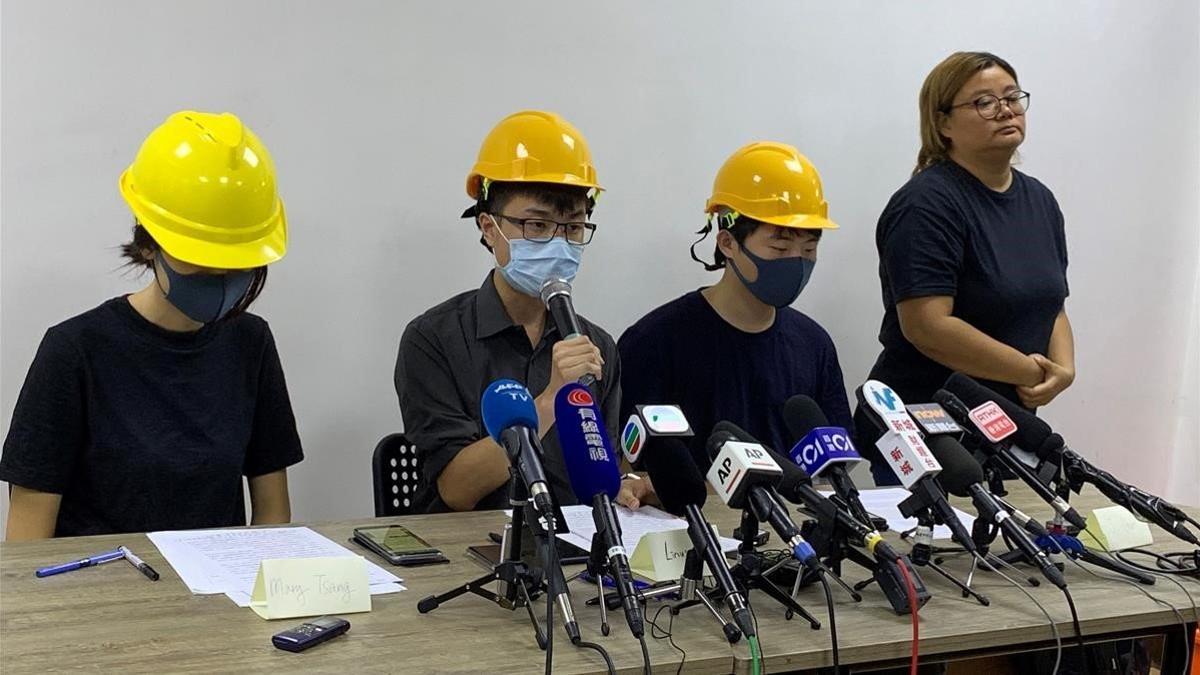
[1,111,303,540]
[619,142,853,473]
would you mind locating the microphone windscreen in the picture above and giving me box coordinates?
[783,395,830,442]
[555,382,621,500]
[480,379,539,443]
[539,277,572,306]
[925,435,985,497]
[642,437,707,515]
[942,372,1053,449]
[706,420,754,461]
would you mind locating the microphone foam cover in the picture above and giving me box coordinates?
[783,395,830,442]
[641,437,707,515]
[480,379,539,443]
[555,382,621,500]
[925,435,985,497]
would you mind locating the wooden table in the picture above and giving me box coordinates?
[1,485,1196,673]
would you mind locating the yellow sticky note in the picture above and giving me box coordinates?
[1077,506,1154,552]
[250,556,371,620]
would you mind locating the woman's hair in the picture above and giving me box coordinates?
[120,221,267,319]
[914,51,1019,176]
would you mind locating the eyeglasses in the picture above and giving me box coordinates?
[944,90,1031,120]
[492,214,597,245]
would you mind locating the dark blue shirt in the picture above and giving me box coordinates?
[865,159,1069,415]
[618,290,853,472]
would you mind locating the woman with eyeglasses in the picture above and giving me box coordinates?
[856,52,1073,486]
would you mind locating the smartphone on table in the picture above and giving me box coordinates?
[352,524,449,566]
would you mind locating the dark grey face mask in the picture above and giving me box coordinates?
[731,248,816,308]
[156,256,254,324]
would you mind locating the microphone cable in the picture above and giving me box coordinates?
[896,561,920,675]
[1064,530,1198,674]
[973,551,1063,675]
[984,551,1084,674]
[1113,548,1200,577]
[647,603,688,675]
[814,569,841,674]
[542,526,615,675]
[636,632,652,675]
[1060,546,1193,675]
[747,604,764,675]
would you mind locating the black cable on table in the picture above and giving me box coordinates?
[816,570,841,674]
[1061,587,1090,675]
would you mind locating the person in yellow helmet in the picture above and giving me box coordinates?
[619,142,853,472]
[1,111,302,540]
[395,110,654,513]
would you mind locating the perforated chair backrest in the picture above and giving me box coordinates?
[372,433,421,516]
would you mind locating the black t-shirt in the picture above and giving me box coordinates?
[619,290,853,473]
[0,297,304,536]
[865,160,1069,417]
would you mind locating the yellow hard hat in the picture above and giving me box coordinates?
[119,111,287,269]
[705,142,837,230]
[466,110,602,199]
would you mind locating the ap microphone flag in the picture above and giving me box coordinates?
[789,427,864,479]
[555,382,621,500]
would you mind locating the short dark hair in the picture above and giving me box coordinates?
[120,221,267,319]
[471,181,593,251]
[692,215,822,271]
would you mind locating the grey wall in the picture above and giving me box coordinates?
[2,0,1197,532]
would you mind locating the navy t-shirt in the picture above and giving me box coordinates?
[865,160,1069,415]
[619,290,853,473]
[0,297,304,536]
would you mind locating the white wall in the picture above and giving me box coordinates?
[3,0,1198,532]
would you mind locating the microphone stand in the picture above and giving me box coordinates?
[668,550,744,643]
[896,493,991,606]
[974,458,1156,584]
[418,468,550,649]
[725,509,822,629]
[799,494,931,616]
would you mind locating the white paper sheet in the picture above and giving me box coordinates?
[148,526,405,607]
[823,487,976,540]
[549,504,741,554]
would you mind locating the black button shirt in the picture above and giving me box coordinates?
[395,273,621,513]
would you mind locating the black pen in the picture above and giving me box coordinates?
[119,545,160,581]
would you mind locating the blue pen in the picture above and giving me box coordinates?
[35,548,126,578]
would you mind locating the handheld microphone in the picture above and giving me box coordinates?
[556,383,644,638]
[932,388,1087,531]
[705,422,820,568]
[941,373,1199,547]
[857,380,976,553]
[481,379,556,520]
[642,435,755,640]
[540,278,595,387]
[482,378,578,641]
[926,436,1067,589]
[784,395,877,532]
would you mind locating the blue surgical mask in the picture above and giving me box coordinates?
[730,248,816,308]
[496,233,584,297]
[156,256,255,324]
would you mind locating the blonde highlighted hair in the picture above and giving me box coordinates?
[914,51,1019,176]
